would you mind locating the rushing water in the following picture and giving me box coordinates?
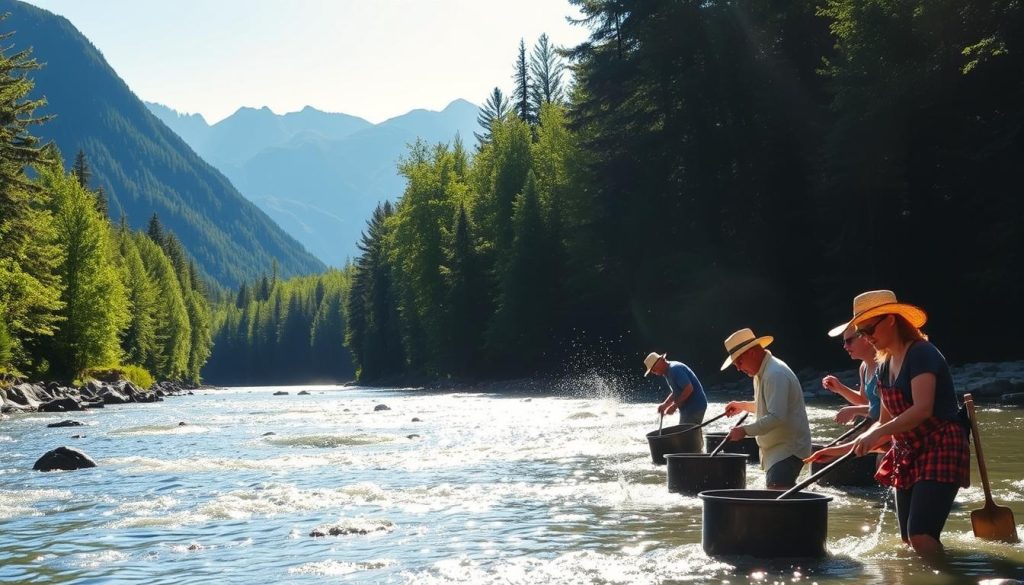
[1,383,1023,584]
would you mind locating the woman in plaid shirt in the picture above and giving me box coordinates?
[807,290,970,559]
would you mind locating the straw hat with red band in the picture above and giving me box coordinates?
[720,328,774,371]
[643,352,667,376]
[827,289,928,337]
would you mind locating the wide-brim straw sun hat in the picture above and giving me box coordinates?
[720,328,773,370]
[827,289,928,337]
[643,352,667,376]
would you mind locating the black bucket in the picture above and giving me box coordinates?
[666,453,747,495]
[646,424,704,465]
[699,489,833,557]
[811,453,878,487]
[704,432,760,463]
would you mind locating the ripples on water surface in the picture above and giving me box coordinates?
[1,385,1023,584]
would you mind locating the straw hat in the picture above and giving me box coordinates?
[643,352,666,376]
[720,328,773,370]
[827,289,927,337]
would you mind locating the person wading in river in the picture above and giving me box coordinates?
[644,352,708,426]
[821,322,881,424]
[806,290,970,560]
[720,328,812,489]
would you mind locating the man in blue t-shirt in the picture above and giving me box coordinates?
[644,352,708,425]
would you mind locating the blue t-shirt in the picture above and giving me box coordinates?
[879,341,958,421]
[664,361,708,420]
[864,368,880,420]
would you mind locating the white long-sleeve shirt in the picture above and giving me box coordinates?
[742,351,813,471]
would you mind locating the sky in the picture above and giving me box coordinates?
[23,0,591,124]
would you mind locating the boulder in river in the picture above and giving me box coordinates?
[374,404,391,411]
[273,391,289,396]
[33,446,98,471]
[39,397,83,412]
[47,419,85,428]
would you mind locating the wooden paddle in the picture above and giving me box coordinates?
[964,393,1019,543]
[708,413,749,457]
[658,413,664,436]
[777,450,856,500]
[822,417,873,449]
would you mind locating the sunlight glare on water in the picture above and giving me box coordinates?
[1,380,1022,584]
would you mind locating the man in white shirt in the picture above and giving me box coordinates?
[720,328,812,489]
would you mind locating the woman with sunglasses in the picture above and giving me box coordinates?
[821,323,880,423]
[806,290,969,559]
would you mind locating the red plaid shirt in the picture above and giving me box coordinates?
[874,382,970,489]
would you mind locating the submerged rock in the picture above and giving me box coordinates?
[374,404,390,411]
[33,446,98,471]
[309,520,394,537]
[47,419,84,428]
[273,391,289,396]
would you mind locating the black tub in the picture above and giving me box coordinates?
[705,432,760,463]
[699,489,833,557]
[646,424,703,465]
[811,453,878,487]
[666,453,747,495]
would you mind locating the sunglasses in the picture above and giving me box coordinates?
[855,316,887,338]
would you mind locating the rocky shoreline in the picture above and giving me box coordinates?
[0,379,196,415]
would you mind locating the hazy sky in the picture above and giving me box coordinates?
[24,0,591,124]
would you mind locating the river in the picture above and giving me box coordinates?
[1,383,1022,584]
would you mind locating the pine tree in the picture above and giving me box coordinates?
[146,213,165,247]
[512,39,534,124]
[115,225,159,370]
[0,26,62,373]
[72,149,91,189]
[529,33,566,112]
[474,87,511,145]
[40,164,129,378]
[135,233,190,380]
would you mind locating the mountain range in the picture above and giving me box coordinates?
[2,0,325,288]
[146,99,481,265]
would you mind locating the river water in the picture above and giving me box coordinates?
[2,382,1022,584]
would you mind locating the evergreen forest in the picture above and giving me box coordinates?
[333,0,1023,384]
[4,1,1023,388]
[0,24,216,385]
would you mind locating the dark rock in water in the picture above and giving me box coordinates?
[71,434,84,439]
[47,419,84,428]
[187,543,202,551]
[33,446,98,471]
[297,390,311,395]
[411,417,422,422]
[1001,392,1024,407]
[273,391,289,396]
[967,379,1014,403]
[374,404,390,411]
[310,523,392,537]
[39,397,83,412]
[98,386,130,405]
[178,421,187,426]
[262,431,276,436]
[407,434,420,439]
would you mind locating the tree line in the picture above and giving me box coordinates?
[202,268,353,385]
[0,30,212,386]
[340,1,1023,384]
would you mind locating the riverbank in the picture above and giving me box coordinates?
[0,379,196,416]
[368,359,1024,408]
